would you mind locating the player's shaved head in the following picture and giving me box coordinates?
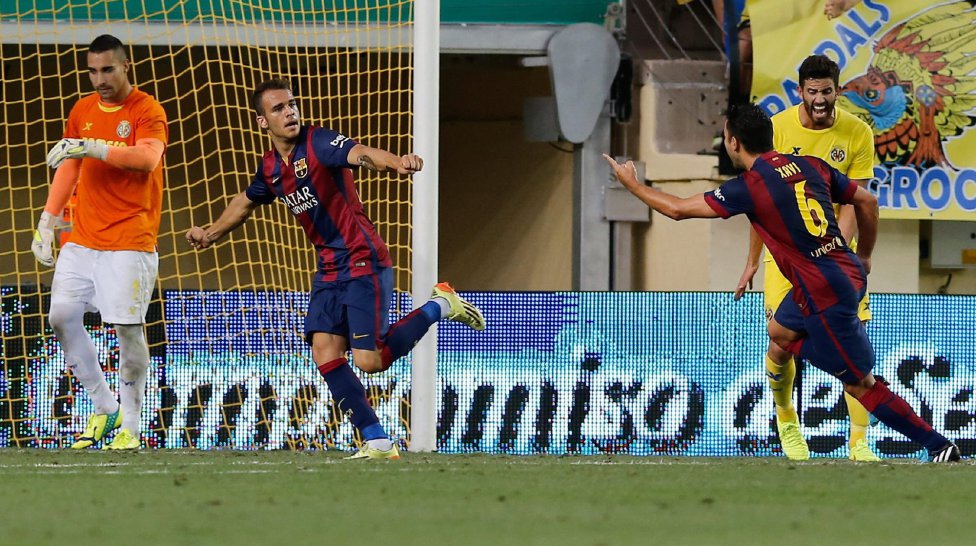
[798,54,840,87]
[726,103,773,154]
[88,34,128,62]
[252,79,293,116]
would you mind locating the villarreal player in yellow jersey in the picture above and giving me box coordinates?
[736,55,878,461]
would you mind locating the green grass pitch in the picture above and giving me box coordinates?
[0,449,972,545]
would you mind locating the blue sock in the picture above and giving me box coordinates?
[377,305,438,369]
[419,300,441,323]
[317,358,387,440]
[858,380,947,452]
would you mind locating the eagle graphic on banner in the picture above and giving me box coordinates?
[838,0,976,168]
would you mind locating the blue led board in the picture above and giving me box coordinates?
[2,288,974,457]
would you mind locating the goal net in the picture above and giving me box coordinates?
[0,0,416,450]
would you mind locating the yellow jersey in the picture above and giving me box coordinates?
[772,104,874,180]
[766,103,875,262]
[763,104,876,321]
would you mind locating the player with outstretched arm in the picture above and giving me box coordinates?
[186,78,485,460]
[604,103,960,463]
[736,54,880,461]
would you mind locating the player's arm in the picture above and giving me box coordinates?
[46,137,164,173]
[735,227,763,300]
[103,138,165,172]
[185,192,260,250]
[824,0,862,19]
[835,178,868,242]
[838,120,876,242]
[603,155,718,220]
[851,185,878,273]
[31,159,80,267]
[346,144,423,175]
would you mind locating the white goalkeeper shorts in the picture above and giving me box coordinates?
[50,243,158,325]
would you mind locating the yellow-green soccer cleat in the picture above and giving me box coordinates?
[102,429,141,451]
[776,417,810,461]
[70,409,122,449]
[849,439,881,462]
[345,443,401,461]
[431,282,486,331]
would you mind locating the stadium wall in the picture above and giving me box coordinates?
[4,290,973,458]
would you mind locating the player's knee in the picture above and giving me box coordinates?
[115,324,144,344]
[766,340,792,364]
[48,304,79,334]
[843,375,875,398]
[351,351,383,374]
[116,324,150,367]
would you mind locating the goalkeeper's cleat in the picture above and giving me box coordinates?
[928,442,961,463]
[70,409,122,449]
[102,429,141,451]
[345,443,401,461]
[776,417,810,461]
[431,282,486,331]
[849,439,881,462]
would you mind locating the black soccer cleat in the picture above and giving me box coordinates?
[929,442,961,463]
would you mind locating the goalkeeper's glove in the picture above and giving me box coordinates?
[31,211,62,267]
[46,138,109,169]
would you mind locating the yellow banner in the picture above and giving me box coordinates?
[751,0,976,220]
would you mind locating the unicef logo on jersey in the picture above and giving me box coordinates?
[116,120,131,138]
[293,157,309,178]
[829,146,846,164]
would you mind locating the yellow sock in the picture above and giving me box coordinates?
[765,355,797,422]
[845,391,870,446]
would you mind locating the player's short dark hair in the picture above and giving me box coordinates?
[88,34,127,61]
[726,103,773,154]
[798,54,840,87]
[252,78,292,115]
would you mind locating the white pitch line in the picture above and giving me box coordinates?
[0,468,283,475]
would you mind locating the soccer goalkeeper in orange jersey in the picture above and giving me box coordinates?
[33,34,168,450]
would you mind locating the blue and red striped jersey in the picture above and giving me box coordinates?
[704,151,866,314]
[245,125,392,281]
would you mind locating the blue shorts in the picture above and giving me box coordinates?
[305,267,393,350]
[773,291,874,385]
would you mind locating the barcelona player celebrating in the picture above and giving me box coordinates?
[186,79,485,460]
[736,55,879,461]
[605,104,960,463]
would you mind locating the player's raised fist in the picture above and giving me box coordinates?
[185,226,213,250]
[397,153,423,175]
[46,138,108,169]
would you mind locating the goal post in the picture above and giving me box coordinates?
[409,0,439,453]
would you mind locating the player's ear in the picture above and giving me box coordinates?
[256,115,268,130]
[729,134,740,154]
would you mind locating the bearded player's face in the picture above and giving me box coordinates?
[88,50,130,103]
[258,89,302,140]
[800,78,837,128]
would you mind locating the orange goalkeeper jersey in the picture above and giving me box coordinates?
[64,88,168,252]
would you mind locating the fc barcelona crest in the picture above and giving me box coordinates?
[829,146,846,164]
[293,157,308,178]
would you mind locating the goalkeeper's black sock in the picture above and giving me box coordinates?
[318,358,387,440]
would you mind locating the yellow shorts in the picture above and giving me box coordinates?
[762,259,871,323]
